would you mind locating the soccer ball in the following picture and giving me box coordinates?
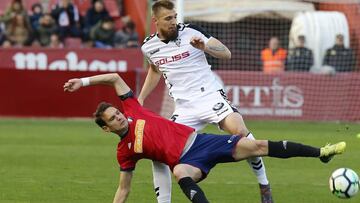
[329,168,359,199]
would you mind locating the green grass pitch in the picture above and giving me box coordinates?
[0,118,359,203]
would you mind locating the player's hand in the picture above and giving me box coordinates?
[190,36,205,50]
[63,78,82,92]
[137,98,144,106]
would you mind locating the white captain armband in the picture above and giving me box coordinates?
[80,77,90,87]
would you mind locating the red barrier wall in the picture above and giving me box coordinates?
[0,69,136,118]
[219,71,360,121]
[143,71,360,122]
[2,68,359,121]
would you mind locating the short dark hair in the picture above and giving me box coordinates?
[102,16,113,23]
[126,20,135,30]
[152,0,175,16]
[31,3,42,12]
[92,0,103,4]
[94,102,113,128]
[336,34,344,40]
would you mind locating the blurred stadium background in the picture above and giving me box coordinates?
[0,0,359,202]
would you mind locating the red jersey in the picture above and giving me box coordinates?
[116,92,194,171]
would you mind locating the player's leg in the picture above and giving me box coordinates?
[152,161,172,203]
[176,133,242,202]
[232,138,346,161]
[173,164,209,203]
[197,90,273,202]
[151,103,205,203]
[171,101,207,131]
[219,112,272,203]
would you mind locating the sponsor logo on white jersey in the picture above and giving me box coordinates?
[154,51,190,66]
[141,24,221,100]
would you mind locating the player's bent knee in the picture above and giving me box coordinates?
[173,165,188,181]
[254,140,268,156]
[220,113,249,136]
[234,138,267,160]
[229,125,248,137]
[173,164,202,182]
[245,140,260,156]
[236,128,249,137]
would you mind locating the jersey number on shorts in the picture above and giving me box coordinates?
[170,114,179,122]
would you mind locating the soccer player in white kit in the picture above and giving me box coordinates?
[139,1,273,203]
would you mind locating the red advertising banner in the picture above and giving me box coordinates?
[217,71,360,121]
[0,69,136,117]
[0,48,143,72]
[1,68,359,121]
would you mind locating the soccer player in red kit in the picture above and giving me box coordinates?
[64,73,346,203]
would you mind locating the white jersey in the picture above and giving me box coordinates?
[141,23,223,101]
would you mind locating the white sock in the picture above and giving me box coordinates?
[246,133,269,185]
[152,161,172,203]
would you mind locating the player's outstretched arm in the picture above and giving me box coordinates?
[138,64,162,105]
[113,171,133,203]
[63,73,131,96]
[190,37,231,60]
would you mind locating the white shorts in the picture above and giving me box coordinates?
[171,90,239,131]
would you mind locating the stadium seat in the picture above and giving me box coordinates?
[73,0,92,16]
[64,37,82,48]
[0,0,12,16]
[47,0,118,17]
[0,0,47,15]
[48,0,91,15]
[48,0,58,11]
[104,0,120,17]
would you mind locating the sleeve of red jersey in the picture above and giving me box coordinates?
[117,154,136,172]
[122,99,142,114]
